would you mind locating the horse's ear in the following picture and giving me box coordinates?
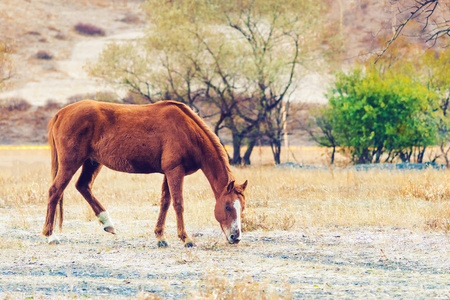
[227,180,235,193]
[241,180,248,191]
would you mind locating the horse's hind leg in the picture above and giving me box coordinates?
[75,159,115,234]
[154,175,171,247]
[43,166,78,242]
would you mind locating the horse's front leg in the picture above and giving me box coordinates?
[154,176,171,248]
[165,166,194,247]
[75,160,116,234]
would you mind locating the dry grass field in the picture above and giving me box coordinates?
[0,147,449,299]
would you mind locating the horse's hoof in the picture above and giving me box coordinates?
[157,240,169,248]
[104,226,116,234]
[184,242,194,248]
[47,234,59,245]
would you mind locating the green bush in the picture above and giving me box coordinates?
[322,68,438,164]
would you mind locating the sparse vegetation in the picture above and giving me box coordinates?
[0,97,31,112]
[195,273,293,299]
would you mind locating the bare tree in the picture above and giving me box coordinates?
[90,0,330,165]
[307,106,339,165]
[376,0,449,62]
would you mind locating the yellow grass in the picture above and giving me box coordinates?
[0,147,449,236]
[1,148,449,299]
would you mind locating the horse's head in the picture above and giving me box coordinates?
[215,180,248,244]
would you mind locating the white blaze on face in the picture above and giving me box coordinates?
[231,199,242,236]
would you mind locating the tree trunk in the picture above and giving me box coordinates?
[356,148,372,164]
[330,146,336,165]
[243,138,257,166]
[417,146,426,163]
[373,145,383,163]
[398,151,407,162]
[270,140,281,165]
[440,144,450,167]
[230,133,242,165]
[399,148,412,162]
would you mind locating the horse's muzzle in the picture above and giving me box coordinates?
[228,233,241,244]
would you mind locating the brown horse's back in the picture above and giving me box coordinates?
[50,100,204,174]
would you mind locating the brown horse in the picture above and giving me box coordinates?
[43,100,247,247]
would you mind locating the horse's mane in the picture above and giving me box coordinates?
[167,101,234,183]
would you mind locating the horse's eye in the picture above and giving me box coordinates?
[225,205,231,211]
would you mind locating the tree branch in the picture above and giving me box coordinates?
[376,0,444,63]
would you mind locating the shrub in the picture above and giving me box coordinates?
[74,22,105,36]
[43,99,61,110]
[66,94,85,105]
[321,68,438,164]
[36,50,53,60]
[120,12,140,24]
[122,91,149,104]
[26,31,41,36]
[0,97,31,112]
[92,91,120,103]
[54,33,67,40]
[66,91,120,106]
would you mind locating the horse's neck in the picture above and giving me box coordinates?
[200,156,231,199]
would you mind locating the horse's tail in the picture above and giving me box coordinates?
[47,115,63,230]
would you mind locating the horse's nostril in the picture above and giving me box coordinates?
[230,234,236,241]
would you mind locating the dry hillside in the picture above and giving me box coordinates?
[1,0,434,106]
[0,0,145,105]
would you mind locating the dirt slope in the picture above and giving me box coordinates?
[0,0,145,105]
[0,0,408,106]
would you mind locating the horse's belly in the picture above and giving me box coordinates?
[92,135,163,174]
[93,153,162,174]
[103,159,160,174]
